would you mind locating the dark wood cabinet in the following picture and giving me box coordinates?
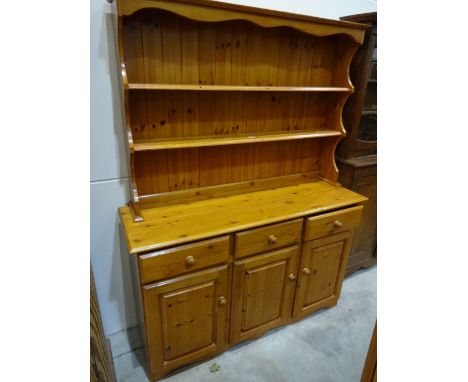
[337,12,377,276]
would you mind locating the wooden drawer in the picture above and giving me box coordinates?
[235,219,302,258]
[355,165,377,179]
[138,236,230,284]
[304,206,363,241]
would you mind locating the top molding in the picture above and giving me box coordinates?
[117,0,367,43]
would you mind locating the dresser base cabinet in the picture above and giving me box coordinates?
[121,183,367,380]
[129,203,364,380]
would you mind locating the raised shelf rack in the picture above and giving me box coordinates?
[116,1,366,221]
[133,130,342,151]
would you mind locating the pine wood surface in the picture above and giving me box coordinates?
[292,231,352,320]
[129,84,351,92]
[133,130,342,151]
[142,265,229,380]
[119,179,367,254]
[133,140,327,196]
[234,219,302,259]
[128,89,346,143]
[138,172,319,208]
[114,1,364,218]
[122,11,359,87]
[117,0,367,43]
[230,246,299,344]
[113,2,368,378]
[139,235,230,283]
[304,205,363,241]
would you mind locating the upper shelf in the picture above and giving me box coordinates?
[133,129,342,151]
[128,83,352,92]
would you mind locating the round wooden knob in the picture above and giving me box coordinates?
[218,296,227,305]
[268,235,278,244]
[333,220,343,228]
[288,273,296,281]
[303,267,311,275]
[185,256,195,265]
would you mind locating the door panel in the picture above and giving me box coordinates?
[303,241,344,305]
[242,261,286,330]
[293,232,352,320]
[230,246,299,344]
[160,281,215,360]
[143,265,229,379]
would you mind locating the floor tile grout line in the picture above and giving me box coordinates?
[112,345,145,360]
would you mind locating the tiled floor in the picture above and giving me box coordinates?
[109,266,377,382]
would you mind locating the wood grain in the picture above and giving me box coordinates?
[235,219,302,258]
[142,265,229,380]
[128,84,351,91]
[114,2,368,379]
[128,90,345,142]
[139,172,318,208]
[133,130,342,151]
[122,9,361,86]
[293,231,353,320]
[230,246,299,344]
[133,141,322,196]
[139,236,230,283]
[117,5,365,218]
[117,0,367,44]
[119,179,367,254]
[304,205,363,241]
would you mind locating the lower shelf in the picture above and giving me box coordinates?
[119,178,367,254]
[133,130,343,151]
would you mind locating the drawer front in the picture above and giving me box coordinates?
[355,165,377,179]
[304,206,363,241]
[139,236,230,283]
[235,219,302,258]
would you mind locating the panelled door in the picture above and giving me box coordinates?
[142,265,229,379]
[230,246,299,344]
[293,231,352,320]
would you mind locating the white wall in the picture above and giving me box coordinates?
[90,0,377,336]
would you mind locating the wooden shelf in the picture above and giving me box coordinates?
[133,130,343,151]
[128,83,352,92]
[119,179,367,254]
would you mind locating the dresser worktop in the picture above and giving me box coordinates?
[119,179,367,254]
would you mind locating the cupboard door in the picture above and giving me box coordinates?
[142,265,229,380]
[293,231,352,320]
[230,246,299,344]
